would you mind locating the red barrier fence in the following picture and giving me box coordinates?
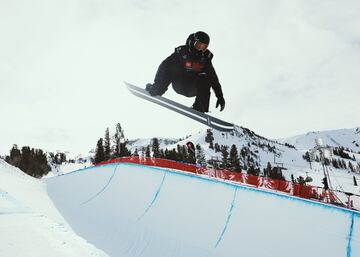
[95,157,359,211]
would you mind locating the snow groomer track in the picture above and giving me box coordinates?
[46,162,360,257]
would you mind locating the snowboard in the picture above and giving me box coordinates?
[125,82,234,132]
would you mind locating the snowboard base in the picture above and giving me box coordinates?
[125,82,234,132]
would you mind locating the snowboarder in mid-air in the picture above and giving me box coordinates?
[145,31,225,113]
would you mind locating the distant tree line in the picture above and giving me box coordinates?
[5,144,51,178]
[303,149,360,173]
[93,125,197,165]
[49,152,67,165]
[96,127,278,174]
[332,147,356,161]
[330,158,360,172]
[138,138,196,164]
[142,140,256,173]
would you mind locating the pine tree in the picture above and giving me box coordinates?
[177,144,183,161]
[185,145,195,164]
[229,144,241,171]
[119,140,131,157]
[247,165,259,176]
[159,149,165,159]
[133,148,139,157]
[164,149,170,159]
[113,123,124,157]
[221,145,229,168]
[6,145,50,178]
[303,152,311,162]
[291,174,295,183]
[104,128,111,160]
[342,160,347,169]
[152,138,160,158]
[338,159,344,169]
[94,138,105,163]
[205,129,214,149]
[214,143,221,153]
[167,148,178,161]
[180,145,189,162]
[60,153,66,163]
[265,162,272,177]
[20,146,31,174]
[324,158,331,166]
[145,145,151,158]
[196,144,207,167]
[9,144,21,166]
[53,152,67,165]
[32,149,50,177]
[332,159,339,169]
[240,147,248,160]
[349,162,354,172]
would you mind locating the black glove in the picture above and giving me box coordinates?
[216,96,225,111]
[145,83,159,96]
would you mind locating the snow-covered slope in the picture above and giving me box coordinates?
[127,137,179,153]
[277,127,360,152]
[140,126,360,196]
[172,126,302,165]
[47,161,92,177]
[46,162,360,257]
[0,159,108,257]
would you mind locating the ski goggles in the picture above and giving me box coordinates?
[194,40,208,52]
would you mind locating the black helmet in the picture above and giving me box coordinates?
[194,31,210,45]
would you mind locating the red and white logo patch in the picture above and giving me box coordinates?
[184,61,204,72]
[185,61,192,68]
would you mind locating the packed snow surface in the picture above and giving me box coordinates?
[0,159,108,257]
[47,163,360,257]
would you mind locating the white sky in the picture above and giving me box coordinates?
[1,0,359,156]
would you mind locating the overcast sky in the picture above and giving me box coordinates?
[1,0,359,156]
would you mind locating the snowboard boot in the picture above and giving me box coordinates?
[146,83,163,96]
[191,100,207,113]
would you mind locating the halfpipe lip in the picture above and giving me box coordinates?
[46,162,360,217]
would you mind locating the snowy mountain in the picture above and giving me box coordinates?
[130,125,314,172]
[127,137,179,153]
[126,126,360,196]
[0,159,108,257]
[277,127,360,152]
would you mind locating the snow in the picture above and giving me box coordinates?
[1,125,359,256]
[127,137,179,153]
[47,162,360,257]
[46,161,92,177]
[0,159,109,257]
[163,127,360,198]
[277,127,360,152]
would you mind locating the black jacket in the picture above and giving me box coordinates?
[154,34,223,98]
